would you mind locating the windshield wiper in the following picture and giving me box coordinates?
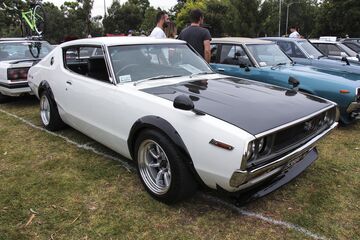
[318,55,326,59]
[271,62,287,69]
[10,59,40,64]
[189,72,215,78]
[133,75,183,86]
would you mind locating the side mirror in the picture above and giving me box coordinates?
[173,95,194,111]
[288,76,300,90]
[341,56,350,65]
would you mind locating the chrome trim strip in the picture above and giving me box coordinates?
[255,105,335,138]
[103,43,116,85]
[242,44,260,68]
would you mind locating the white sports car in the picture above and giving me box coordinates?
[28,37,338,204]
[0,38,53,102]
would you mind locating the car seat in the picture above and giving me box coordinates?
[87,56,109,82]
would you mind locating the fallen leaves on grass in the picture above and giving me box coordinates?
[24,214,36,228]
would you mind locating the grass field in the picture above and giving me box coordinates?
[0,96,359,240]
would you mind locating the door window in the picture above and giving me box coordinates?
[327,44,343,56]
[220,44,252,66]
[277,41,305,58]
[210,44,218,63]
[63,46,110,83]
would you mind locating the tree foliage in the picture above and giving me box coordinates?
[0,0,359,43]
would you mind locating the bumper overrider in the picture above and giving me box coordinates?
[229,122,338,189]
[347,102,360,119]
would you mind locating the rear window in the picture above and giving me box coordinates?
[0,41,53,61]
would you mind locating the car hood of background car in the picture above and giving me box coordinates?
[142,77,333,135]
[274,64,360,82]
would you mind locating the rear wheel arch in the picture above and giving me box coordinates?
[38,81,53,99]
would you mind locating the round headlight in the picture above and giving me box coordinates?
[324,111,330,124]
[243,141,254,162]
[258,138,266,153]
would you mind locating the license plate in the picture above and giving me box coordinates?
[283,152,307,173]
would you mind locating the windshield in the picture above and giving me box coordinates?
[246,44,292,67]
[339,43,358,57]
[108,44,213,83]
[297,40,323,58]
[0,41,53,61]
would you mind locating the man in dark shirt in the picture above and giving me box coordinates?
[178,9,212,63]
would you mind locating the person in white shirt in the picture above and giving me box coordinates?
[289,26,301,38]
[149,11,169,39]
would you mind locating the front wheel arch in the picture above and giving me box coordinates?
[128,116,206,187]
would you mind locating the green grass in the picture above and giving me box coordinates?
[0,96,359,240]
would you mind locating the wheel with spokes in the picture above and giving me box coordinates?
[40,89,65,131]
[134,129,197,204]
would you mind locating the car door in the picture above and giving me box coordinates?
[210,44,262,80]
[60,45,129,153]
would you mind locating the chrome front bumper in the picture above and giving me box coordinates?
[229,122,338,188]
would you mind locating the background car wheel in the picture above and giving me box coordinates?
[0,92,11,103]
[134,129,197,204]
[40,90,65,131]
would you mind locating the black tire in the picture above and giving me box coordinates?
[0,92,11,103]
[134,129,197,204]
[40,89,65,131]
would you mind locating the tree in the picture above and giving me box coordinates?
[128,0,150,17]
[314,0,360,37]
[42,2,66,43]
[225,0,261,37]
[140,6,159,33]
[175,0,206,30]
[103,1,143,34]
[204,0,229,37]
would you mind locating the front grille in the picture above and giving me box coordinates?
[247,107,336,169]
[273,113,327,152]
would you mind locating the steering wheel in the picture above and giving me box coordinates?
[116,64,141,76]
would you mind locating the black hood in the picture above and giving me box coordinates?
[142,77,333,135]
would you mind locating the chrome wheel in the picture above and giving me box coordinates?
[40,94,50,126]
[138,140,172,195]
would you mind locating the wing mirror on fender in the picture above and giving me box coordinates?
[341,56,350,65]
[288,76,300,91]
[174,94,194,111]
[174,95,205,115]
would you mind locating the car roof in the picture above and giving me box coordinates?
[259,37,307,42]
[59,37,186,47]
[0,38,49,44]
[309,40,339,44]
[211,37,271,44]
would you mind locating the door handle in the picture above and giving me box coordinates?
[66,81,72,85]
[217,68,225,72]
